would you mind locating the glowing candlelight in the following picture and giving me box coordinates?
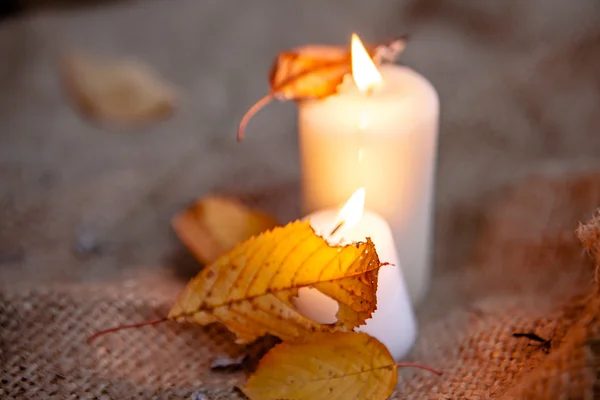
[295,188,417,360]
[351,34,382,93]
[298,33,440,304]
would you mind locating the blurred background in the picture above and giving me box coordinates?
[1,0,600,289]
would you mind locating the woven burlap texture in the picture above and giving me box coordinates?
[2,171,600,400]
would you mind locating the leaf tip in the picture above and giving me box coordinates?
[374,35,410,64]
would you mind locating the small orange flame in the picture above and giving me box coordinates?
[337,187,365,231]
[351,33,382,93]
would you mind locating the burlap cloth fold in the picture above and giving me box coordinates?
[2,170,600,399]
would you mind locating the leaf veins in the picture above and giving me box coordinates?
[237,36,407,141]
[168,221,383,344]
[243,332,442,400]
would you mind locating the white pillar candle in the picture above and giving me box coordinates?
[298,35,439,304]
[293,189,417,360]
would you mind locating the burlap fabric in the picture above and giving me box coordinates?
[2,170,600,399]
[3,1,600,398]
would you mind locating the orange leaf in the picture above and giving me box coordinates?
[168,221,382,344]
[243,332,442,400]
[172,196,279,265]
[237,36,406,141]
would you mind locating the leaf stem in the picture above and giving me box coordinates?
[87,317,168,344]
[395,362,443,376]
[237,94,273,142]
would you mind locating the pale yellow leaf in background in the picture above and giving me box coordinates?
[168,221,382,344]
[243,332,397,400]
[60,52,177,127]
[173,196,280,265]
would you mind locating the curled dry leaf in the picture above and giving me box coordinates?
[60,52,177,127]
[168,220,382,344]
[243,332,443,400]
[237,36,406,141]
[173,196,280,265]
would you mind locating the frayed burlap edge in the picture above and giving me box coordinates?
[499,212,600,400]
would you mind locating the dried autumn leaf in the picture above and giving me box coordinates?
[173,195,279,265]
[168,220,382,344]
[269,45,352,101]
[60,52,177,127]
[237,36,406,141]
[243,332,442,400]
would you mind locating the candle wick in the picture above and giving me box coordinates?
[363,81,382,96]
[329,220,345,237]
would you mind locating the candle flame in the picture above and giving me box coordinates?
[351,33,382,93]
[337,187,365,231]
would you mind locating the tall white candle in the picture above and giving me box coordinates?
[298,35,439,304]
[294,189,417,360]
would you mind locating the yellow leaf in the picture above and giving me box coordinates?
[168,221,382,344]
[60,52,177,127]
[243,332,397,400]
[173,196,280,265]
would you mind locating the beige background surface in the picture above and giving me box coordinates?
[1,0,600,284]
[2,0,600,286]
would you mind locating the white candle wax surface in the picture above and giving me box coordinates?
[294,208,417,361]
[298,64,439,304]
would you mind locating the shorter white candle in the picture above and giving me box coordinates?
[294,188,417,360]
